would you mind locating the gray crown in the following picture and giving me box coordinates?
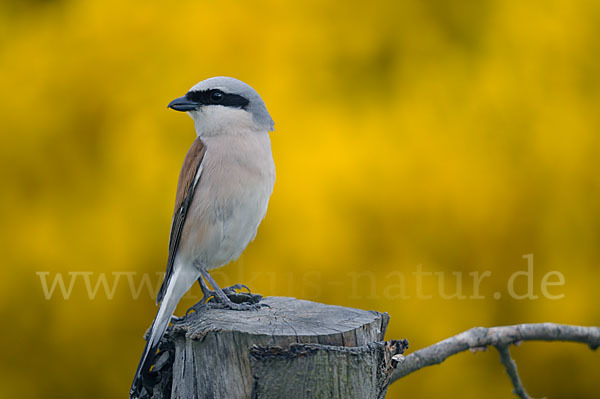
[189,77,274,131]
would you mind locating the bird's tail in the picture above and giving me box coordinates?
[130,266,199,398]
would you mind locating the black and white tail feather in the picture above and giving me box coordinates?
[130,140,206,398]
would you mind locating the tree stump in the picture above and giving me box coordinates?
[146,296,406,399]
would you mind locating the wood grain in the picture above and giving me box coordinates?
[145,296,404,399]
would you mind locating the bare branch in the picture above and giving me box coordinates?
[496,344,530,399]
[391,323,600,397]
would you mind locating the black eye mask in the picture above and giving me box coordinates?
[185,89,250,109]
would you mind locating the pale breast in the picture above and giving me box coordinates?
[177,130,275,270]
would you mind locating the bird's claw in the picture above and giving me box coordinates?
[184,302,208,317]
[184,284,263,316]
[208,301,269,311]
[222,283,251,296]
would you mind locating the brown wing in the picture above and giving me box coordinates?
[156,137,207,304]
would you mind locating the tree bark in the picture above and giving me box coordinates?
[146,296,405,399]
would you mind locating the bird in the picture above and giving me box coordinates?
[130,77,276,398]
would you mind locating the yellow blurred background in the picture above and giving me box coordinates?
[1,0,599,397]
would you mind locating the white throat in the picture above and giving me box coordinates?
[188,106,260,137]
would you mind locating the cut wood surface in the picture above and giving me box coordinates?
[145,296,405,399]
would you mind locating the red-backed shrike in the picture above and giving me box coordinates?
[131,77,275,397]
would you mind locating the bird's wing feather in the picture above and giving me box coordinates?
[156,137,206,304]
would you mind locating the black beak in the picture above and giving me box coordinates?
[167,96,200,112]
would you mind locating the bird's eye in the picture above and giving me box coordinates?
[210,90,224,103]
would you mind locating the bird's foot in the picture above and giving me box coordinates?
[207,298,269,311]
[219,284,263,305]
[207,283,266,310]
[185,284,264,315]
[184,301,208,317]
[222,283,250,296]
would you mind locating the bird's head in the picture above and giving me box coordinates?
[168,77,274,136]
